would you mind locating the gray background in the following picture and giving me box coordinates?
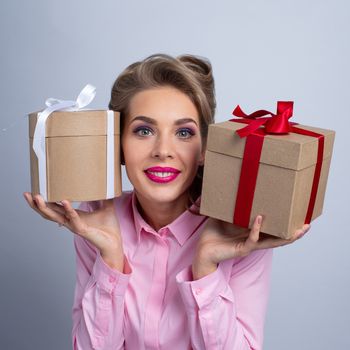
[1,0,349,349]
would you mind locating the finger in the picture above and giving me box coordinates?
[61,200,86,234]
[257,229,306,249]
[46,202,66,215]
[33,194,67,225]
[24,192,49,217]
[295,224,311,239]
[247,215,262,244]
[255,236,292,249]
[252,223,312,250]
[24,192,38,210]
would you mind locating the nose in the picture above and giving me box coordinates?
[151,134,174,160]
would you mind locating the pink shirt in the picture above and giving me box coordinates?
[72,191,273,350]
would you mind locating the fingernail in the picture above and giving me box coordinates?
[257,216,262,224]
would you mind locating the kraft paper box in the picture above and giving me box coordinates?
[200,120,335,239]
[28,110,122,202]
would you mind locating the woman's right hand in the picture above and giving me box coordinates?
[23,192,124,270]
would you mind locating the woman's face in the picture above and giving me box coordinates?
[121,86,205,207]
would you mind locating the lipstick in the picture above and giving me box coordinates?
[144,166,180,184]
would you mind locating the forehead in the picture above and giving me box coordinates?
[126,86,199,124]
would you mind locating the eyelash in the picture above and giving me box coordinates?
[133,126,195,139]
[177,128,195,138]
[132,126,153,137]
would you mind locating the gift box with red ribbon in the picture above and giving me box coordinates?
[200,102,335,239]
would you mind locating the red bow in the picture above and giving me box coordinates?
[231,101,295,137]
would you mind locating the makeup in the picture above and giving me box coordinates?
[144,166,180,183]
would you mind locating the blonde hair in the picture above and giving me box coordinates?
[108,53,216,211]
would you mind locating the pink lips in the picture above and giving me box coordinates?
[144,166,180,183]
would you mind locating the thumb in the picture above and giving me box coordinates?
[247,215,262,244]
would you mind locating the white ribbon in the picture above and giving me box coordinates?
[106,110,115,199]
[33,84,115,201]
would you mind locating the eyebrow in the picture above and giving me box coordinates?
[130,115,198,126]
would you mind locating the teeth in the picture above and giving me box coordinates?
[148,171,174,178]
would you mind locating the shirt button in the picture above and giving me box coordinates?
[195,288,202,295]
[109,276,116,283]
[159,228,167,236]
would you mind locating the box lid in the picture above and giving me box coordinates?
[207,121,335,171]
[28,110,120,138]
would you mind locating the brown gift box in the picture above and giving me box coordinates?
[28,110,122,202]
[200,120,335,239]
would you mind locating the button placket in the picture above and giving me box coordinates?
[195,288,202,295]
[159,227,168,238]
[144,235,170,349]
[109,275,117,283]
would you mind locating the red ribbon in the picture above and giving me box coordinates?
[229,101,324,229]
[232,101,295,137]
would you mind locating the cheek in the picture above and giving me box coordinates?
[180,143,203,164]
[122,138,147,166]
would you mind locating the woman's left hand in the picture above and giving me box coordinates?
[192,215,310,279]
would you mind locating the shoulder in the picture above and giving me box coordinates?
[78,190,133,212]
[114,190,133,208]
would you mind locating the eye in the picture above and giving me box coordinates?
[177,128,195,139]
[133,126,153,137]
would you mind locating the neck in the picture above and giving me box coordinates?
[134,191,191,232]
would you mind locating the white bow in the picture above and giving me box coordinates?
[44,84,96,110]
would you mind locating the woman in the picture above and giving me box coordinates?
[23,53,309,350]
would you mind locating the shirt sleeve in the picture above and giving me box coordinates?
[175,248,273,350]
[71,201,132,350]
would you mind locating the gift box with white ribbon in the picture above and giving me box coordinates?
[28,85,122,202]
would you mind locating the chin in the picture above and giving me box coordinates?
[132,171,195,203]
[136,185,189,205]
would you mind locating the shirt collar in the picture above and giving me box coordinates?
[131,191,207,246]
